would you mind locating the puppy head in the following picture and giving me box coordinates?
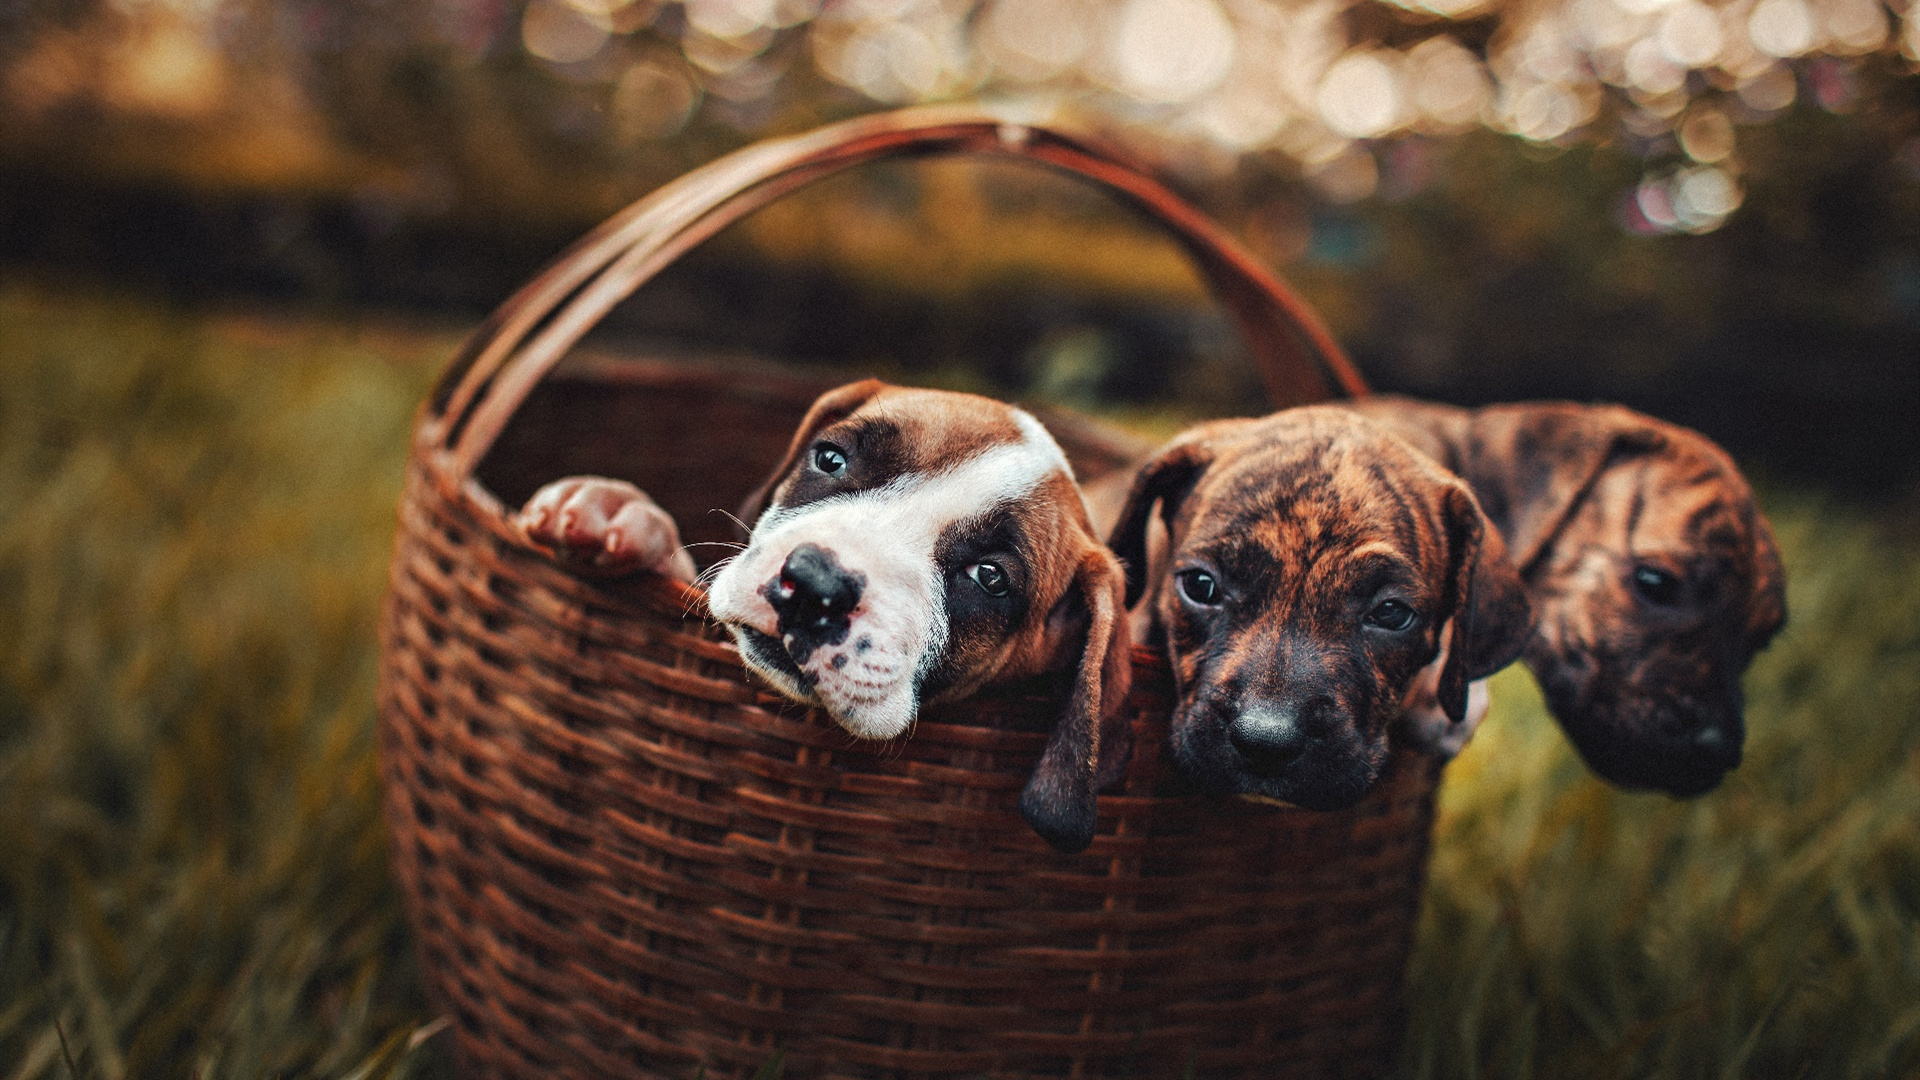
[1476,404,1787,797]
[1110,407,1530,810]
[708,380,1131,851]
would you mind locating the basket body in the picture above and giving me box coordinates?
[377,108,1435,1079]
[380,361,1438,1080]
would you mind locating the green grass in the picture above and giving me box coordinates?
[0,283,453,1079]
[1,281,1915,1078]
[1406,490,1920,1079]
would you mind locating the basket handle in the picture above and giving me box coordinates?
[431,105,1369,481]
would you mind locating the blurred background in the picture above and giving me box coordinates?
[2,0,1918,1077]
[5,0,1920,484]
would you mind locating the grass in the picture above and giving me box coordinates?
[0,280,1916,1078]
[0,283,453,1079]
[1406,489,1920,1079]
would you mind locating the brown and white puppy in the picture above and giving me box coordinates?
[1340,396,1787,797]
[1107,406,1532,810]
[519,380,1131,852]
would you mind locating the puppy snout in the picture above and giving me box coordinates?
[767,543,863,660]
[1228,700,1330,773]
[1689,717,1742,769]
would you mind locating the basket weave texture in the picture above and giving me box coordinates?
[377,108,1436,1080]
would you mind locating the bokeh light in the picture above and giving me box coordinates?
[8,0,1920,233]
[1752,0,1819,56]
[1318,52,1404,139]
[1111,0,1236,104]
[522,0,610,64]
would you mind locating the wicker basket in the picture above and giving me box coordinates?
[378,107,1434,1080]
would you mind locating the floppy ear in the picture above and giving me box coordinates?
[734,378,888,531]
[1462,405,1665,575]
[1435,485,1534,726]
[1107,438,1215,608]
[1019,545,1132,854]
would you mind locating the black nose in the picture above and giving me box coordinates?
[768,543,862,658]
[1690,719,1742,769]
[1229,705,1313,772]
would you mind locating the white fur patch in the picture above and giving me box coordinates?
[1397,618,1492,758]
[708,415,1068,740]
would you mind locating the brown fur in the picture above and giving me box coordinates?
[732,380,1131,851]
[1343,396,1787,796]
[1107,406,1531,809]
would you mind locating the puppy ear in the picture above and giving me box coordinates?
[1020,546,1132,854]
[1107,438,1215,608]
[1435,485,1533,726]
[735,379,888,530]
[1463,405,1665,575]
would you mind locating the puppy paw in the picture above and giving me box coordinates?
[514,476,697,582]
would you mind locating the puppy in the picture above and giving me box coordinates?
[1106,406,1532,810]
[518,380,1131,853]
[1341,396,1787,797]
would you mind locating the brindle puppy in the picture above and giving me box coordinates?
[1342,396,1787,797]
[1107,406,1532,810]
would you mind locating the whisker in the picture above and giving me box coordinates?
[685,585,716,615]
[875,725,917,764]
[680,586,713,621]
[682,554,737,619]
[708,507,753,536]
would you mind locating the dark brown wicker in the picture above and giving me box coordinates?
[378,106,1434,1080]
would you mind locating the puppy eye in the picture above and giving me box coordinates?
[812,443,848,476]
[1631,565,1683,606]
[1365,599,1418,632]
[967,561,1011,597]
[1178,569,1221,606]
